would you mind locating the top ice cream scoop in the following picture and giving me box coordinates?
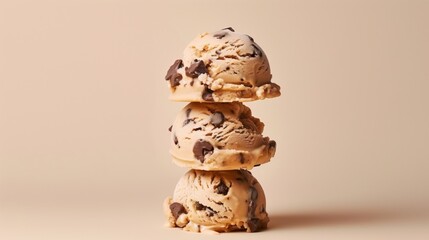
[165,28,281,102]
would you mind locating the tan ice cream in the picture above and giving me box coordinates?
[169,102,276,171]
[165,27,281,102]
[164,169,269,233]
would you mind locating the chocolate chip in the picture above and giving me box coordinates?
[168,125,172,132]
[240,118,258,132]
[165,59,184,87]
[254,164,261,167]
[247,186,258,220]
[239,153,245,164]
[169,202,187,220]
[173,134,178,145]
[185,60,207,78]
[247,218,264,232]
[195,202,205,211]
[210,112,224,127]
[250,187,258,201]
[252,44,263,57]
[247,35,254,42]
[202,86,214,101]
[207,209,215,217]
[269,140,276,149]
[213,32,227,39]
[183,118,193,126]
[222,27,235,32]
[170,74,182,87]
[165,59,183,80]
[195,202,216,217]
[193,139,214,163]
[192,127,202,131]
[215,180,229,195]
[185,108,191,118]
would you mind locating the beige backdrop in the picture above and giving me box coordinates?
[1,0,428,239]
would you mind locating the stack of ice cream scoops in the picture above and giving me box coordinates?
[163,27,281,234]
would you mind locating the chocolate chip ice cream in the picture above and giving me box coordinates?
[163,28,280,234]
[170,102,276,170]
[165,28,281,102]
[164,169,269,233]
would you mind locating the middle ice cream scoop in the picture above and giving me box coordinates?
[169,102,276,171]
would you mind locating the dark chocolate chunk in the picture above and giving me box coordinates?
[192,127,202,131]
[173,134,178,145]
[168,125,172,132]
[165,59,184,87]
[215,180,229,195]
[202,86,214,101]
[248,186,258,219]
[195,202,205,211]
[183,118,193,126]
[252,44,263,57]
[170,73,182,87]
[247,35,254,42]
[165,59,183,80]
[261,205,266,213]
[239,153,245,164]
[210,112,224,127]
[206,208,216,217]
[193,139,214,163]
[169,202,187,220]
[195,202,216,217]
[222,27,235,32]
[247,218,263,232]
[185,60,207,78]
[240,118,258,132]
[269,140,276,149]
[213,32,227,39]
[250,186,258,201]
[185,108,191,118]
[254,164,261,167]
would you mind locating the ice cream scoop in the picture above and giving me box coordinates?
[165,28,281,102]
[169,102,276,171]
[164,169,269,233]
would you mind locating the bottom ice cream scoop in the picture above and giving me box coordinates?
[164,169,269,233]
